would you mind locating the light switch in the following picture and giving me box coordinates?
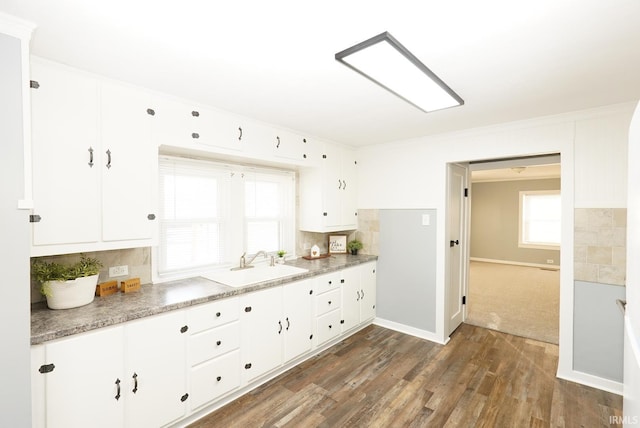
[422,214,430,226]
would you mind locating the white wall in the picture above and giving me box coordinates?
[357,101,635,389]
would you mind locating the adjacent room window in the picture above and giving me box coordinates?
[519,190,561,249]
[158,156,295,277]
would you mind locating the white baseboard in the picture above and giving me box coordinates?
[556,368,623,395]
[470,257,560,270]
[373,317,449,345]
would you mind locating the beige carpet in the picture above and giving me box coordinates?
[466,261,560,344]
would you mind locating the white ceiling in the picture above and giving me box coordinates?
[2,1,640,146]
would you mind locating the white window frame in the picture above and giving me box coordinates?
[518,190,561,250]
[155,156,296,281]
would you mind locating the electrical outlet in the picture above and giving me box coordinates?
[546,259,554,264]
[109,265,128,277]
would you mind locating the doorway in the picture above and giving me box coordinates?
[446,154,562,344]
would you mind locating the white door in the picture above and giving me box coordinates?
[100,81,155,241]
[30,61,101,246]
[446,163,469,335]
[283,280,314,361]
[360,262,377,322]
[624,102,640,422]
[45,326,124,428]
[124,311,187,428]
[241,286,283,383]
[340,266,361,332]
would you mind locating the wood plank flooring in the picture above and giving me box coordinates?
[188,324,623,427]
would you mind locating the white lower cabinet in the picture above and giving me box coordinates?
[124,311,188,428]
[33,265,375,427]
[314,272,342,346]
[36,312,188,428]
[187,298,241,411]
[341,262,377,332]
[241,279,314,383]
[41,326,125,428]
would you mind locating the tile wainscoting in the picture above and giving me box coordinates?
[574,208,626,287]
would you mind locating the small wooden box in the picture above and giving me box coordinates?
[121,277,141,293]
[96,280,118,297]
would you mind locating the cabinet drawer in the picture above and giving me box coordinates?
[189,349,241,411]
[315,310,341,346]
[315,272,340,294]
[189,321,240,365]
[315,288,341,316]
[188,297,240,333]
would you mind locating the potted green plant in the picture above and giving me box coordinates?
[31,255,103,310]
[347,240,363,255]
[276,250,287,264]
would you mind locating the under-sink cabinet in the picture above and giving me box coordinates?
[240,279,314,384]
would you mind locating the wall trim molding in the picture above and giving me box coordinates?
[557,368,623,396]
[470,257,560,270]
[373,317,449,345]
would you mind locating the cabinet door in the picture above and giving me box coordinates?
[340,147,358,229]
[283,280,314,362]
[30,61,100,246]
[150,96,192,147]
[124,311,187,428]
[101,81,156,241]
[44,326,124,428]
[322,143,343,228]
[340,267,361,332]
[240,286,283,383]
[273,129,308,162]
[360,262,377,322]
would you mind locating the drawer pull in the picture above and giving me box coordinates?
[216,340,222,346]
[132,372,138,393]
[328,300,332,305]
[329,324,332,329]
[216,376,222,382]
[278,320,283,334]
[216,312,221,317]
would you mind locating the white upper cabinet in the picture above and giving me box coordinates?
[100,81,156,242]
[30,61,101,247]
[299,142,358,232]
[29,60,157,256]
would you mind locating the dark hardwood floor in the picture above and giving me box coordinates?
[189,324,623,427]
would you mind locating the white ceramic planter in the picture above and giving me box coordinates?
[44,274,99,310]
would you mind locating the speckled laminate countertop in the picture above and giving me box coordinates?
[31,254,377,345]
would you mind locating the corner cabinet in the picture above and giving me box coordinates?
[29,60,157,256]
[299,142,358,232]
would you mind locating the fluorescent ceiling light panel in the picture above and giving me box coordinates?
[335,32,464,113]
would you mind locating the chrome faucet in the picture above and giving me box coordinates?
[232,250,272,271]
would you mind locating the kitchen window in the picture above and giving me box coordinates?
[158,156,295,277]
[519,190,561,250]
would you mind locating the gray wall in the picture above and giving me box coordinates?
[0,33,32,426]
[377,209,437,332]
[471,179,561,265]
[573,281,625,381]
